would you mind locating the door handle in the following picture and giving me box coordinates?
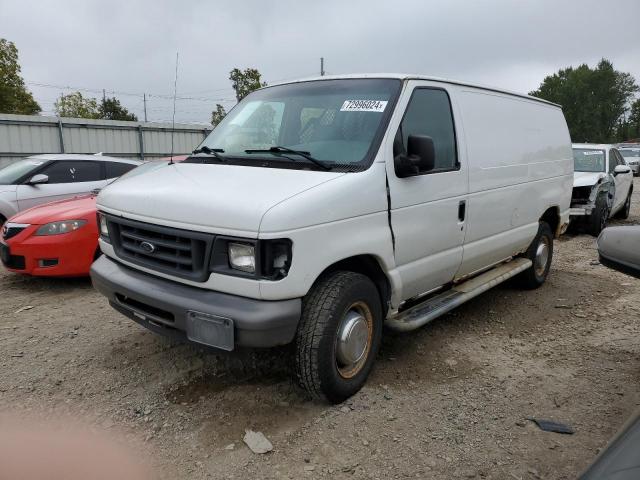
[458,200,466,222]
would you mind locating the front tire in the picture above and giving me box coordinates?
[295,271,382,404]
[517,222,553,289]
[588,194,609,236]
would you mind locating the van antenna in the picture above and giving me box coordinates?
[169,52,179,165]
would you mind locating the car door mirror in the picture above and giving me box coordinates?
[394,134,436,178]
[613,164,631,176]
[597,226,640,279]
[26,174,49,185]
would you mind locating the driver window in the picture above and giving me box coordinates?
[394,88,457,173]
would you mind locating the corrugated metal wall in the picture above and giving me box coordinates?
[0,114,211,167]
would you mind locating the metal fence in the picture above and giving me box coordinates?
[0,113,211,167]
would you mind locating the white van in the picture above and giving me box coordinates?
[91,75,573,402]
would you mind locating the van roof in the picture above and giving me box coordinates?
[269,73,561,108]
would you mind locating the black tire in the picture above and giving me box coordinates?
[588,194,609,236]
[517,222,554,289]
[295,271,383,404]
[615,189,632,220]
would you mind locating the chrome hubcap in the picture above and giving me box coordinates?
[336,303,373,379]
[534,237,550,277]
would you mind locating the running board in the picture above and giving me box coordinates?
[385,258,532,332]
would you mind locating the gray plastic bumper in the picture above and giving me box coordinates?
[90,255,301,350]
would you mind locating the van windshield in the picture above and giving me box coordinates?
[573,148,605,172]
[193,78,401,171]
[0,158,43,185]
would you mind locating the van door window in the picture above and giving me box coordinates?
[395,88,458,173]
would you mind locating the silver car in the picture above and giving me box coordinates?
[619,146,640,176]
[0,154,140,225]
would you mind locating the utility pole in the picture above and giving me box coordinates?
[320,57,325,76]
[143,93,148,122]
[102,88,106,105]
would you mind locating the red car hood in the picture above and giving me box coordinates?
[11,195,97,225]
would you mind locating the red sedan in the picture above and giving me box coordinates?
[0,194,100,277]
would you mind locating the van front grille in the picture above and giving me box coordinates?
[105,215,214,282]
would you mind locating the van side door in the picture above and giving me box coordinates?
[385,82,468,301]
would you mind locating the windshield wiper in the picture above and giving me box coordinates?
[192,146,226,161]
[244,146,330,171]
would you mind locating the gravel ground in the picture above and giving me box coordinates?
[1,188,639,479]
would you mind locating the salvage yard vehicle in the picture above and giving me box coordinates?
[0,154,140,227]
[91,74,573,403]
[0,157,185,277]
[570,144,634,236]
[618,146,640,176]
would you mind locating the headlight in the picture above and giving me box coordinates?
[228,242,255,273]
[98,214,109,238]
[35,220,87,236]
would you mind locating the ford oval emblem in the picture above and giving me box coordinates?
[139,241,156,254]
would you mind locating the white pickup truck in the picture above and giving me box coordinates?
[91,74,573,402]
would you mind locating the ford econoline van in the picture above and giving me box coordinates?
[91,75,573,403]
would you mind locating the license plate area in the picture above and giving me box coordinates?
[186,311,234,351]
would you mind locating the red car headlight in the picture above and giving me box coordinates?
[34,220,87,236]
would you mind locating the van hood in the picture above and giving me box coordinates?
[97,163,344,234]
[573,171,606,188]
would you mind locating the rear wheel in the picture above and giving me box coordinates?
[517,222,553,289]
[295,271,382,404]
[615,189,632,220]
[588,194,609,236]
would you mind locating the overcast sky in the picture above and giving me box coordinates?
[2,0,639,124]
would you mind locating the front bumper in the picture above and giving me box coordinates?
[90,255,301,350]
[0,225,97,277]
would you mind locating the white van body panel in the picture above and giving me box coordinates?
[454,88,573,276]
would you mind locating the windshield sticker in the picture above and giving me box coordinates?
[582,151,602,156]
[340,100,388,113]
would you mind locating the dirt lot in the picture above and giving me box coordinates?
[1,189,639,479]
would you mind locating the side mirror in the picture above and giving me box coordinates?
[394,134,436,178]
[597,226,640,279]
[26,174,49,185]
[613,165,631,176]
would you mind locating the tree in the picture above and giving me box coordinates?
[54,91,100,119]
[530,59,638,143]
[99,96,137,121]
[229,68,266,102]
[0,38,40,115]
[210,103,227,127]
[624,98,640,140]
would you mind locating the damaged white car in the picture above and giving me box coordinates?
[570,143,634,235]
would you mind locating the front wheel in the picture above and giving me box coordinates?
[295,271,382,404]
[588,194,609,236]
[517,222,553,289]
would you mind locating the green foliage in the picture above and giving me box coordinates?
[625,99,640,140]
[229,68,267,102]
[530,59,638,143]
[0,38,41,115]
[210,103,227,127]
[99,96,137,121]
[54,91,100,119]
[55,92,137,121]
